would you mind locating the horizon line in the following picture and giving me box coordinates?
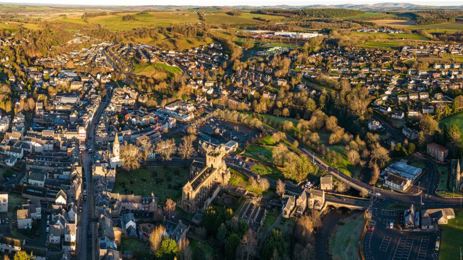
[0,1,462,7]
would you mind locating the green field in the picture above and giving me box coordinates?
[204,12,283,25]
[52,10,283,30]
[351,31,429,41]
[86,11,200,31]
[344,12,397,20]
[134,62,182,78]
[113,165,189,203]
[440,210,463,260]
[411,22,463,32]
[360,40,410,50]
[329,213,364,260]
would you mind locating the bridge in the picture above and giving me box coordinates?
[324,193,370,210]
[300,148,463,209]
[306,189,370,211]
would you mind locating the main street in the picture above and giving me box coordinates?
[76,84,113,260]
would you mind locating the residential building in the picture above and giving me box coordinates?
[427,143,448,162]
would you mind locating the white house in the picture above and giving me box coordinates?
[0,193,7,213]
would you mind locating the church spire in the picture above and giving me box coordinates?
[113,133,120,158]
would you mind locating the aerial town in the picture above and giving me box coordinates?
[0,2,462,260]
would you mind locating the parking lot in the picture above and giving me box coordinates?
[198,118,259,146]
[364,207,439,260]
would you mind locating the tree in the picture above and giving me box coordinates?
[448,124,461,145]
[238,228,258,260]
[120,143,142,170]
[420,115,439,137]
[261,229,285,260]
[369,163,380,185]
[216,223,228,243]
[178,135,196,159]
[164,198,176,218]
[156,238,179,259]
[325,116,338,132]
[294,216,315,244]
[369,143,390,168]
[137,135,153,160]
[149,225,166,253]
[155,139,176,160]
[282,120,294,131]
[347,149,360,165]
[453,95,463,112]
[14,251,31,260]
[225,233,240,260]
[276,179,285,197]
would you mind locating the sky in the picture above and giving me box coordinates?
[0,0,461,6]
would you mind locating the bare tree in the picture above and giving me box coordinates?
[276,179,286,197]
[137,135,153,160]
[369,143,390,168]
[294,215,315,244]
[149,225,166,253]
[178,135,196,159]
[155,139,176,160]
[347,149,360,165]
[120,143,142,170]
[369,163,380,186]
[164,198,176,218]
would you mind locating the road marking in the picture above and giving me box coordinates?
[416,237,430,260]
[379,236,391,252]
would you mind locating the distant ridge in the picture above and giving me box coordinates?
[0,2,461,11]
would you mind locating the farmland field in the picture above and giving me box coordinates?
[204,12,283,25]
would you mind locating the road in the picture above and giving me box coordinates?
[300,147,463,209]
[76,84,112,259]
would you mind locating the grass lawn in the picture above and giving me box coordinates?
[440,210,463,260]
[250,163,277,177]
[113,166,189,203]
[243,136,284,179]
[441,112,463,143]
[121,238,152,259]
[437,165,450,193]
[326,145,361,178]
[263,209,279,229]
[329,213,364,260]
[8,192,25,219]
[243,144,274,164]
[260,114,298,126]
[229,170,268,195]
